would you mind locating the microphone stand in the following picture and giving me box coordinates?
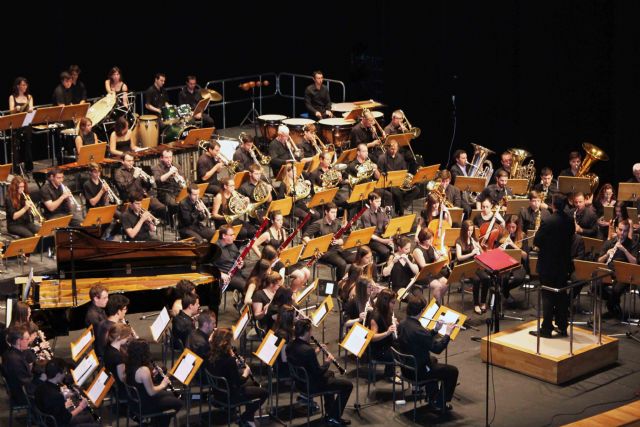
[484,317,492,427]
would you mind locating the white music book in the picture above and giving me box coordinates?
[150,307,170,342]
[86,369,112,406]
[22,110,36,127]
[435,310,460,336]
[72,350,99,387]
[324,281,335,296]
[294,279,318,304]
[420,301,440,329]
[173,353,197,384]
[233,307,251,341]
[71,327,94,361]
[254,331,284,366]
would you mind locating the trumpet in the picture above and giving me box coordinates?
[139,207,160,225]
[151,361,181,398]
[196,198,211,218]
[169,166,187,188]
[133,166,155,185]
[23,193,44,223]
[60,183,82,211]
[100,178,121,205]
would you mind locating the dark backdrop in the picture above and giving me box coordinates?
[3,1,638,186]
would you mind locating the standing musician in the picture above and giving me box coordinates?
[413,229,450,304]
[52,71,73,106]
[8,77,34,173]
[346,143,393,207]
[172,293,199,349]
[304,70,334,119]
[178,75,215,127]
[572,192,599,238]
[382,235,420,294]
[74,117,98,156]
[365,288,401,384]
[85,284,108,331]
[143,72,169,117]
[308,151,349,208]
[68,65,87,104]
[519,190,550,234]
[108,117,137,158]
[597,220,638,319]
[104,66,129,108]
[233,133,258,171]
[197,140,226,195]
[268,125,299,175]
[178,183,214,243]
[276,163,317,223]
[186,309,217,360]
[213,224,249,294]
[456,220,490,314]
[377,139,419,216]
[302,202,354,281]
[559,151,582,177]
[5,176,41,237]
[397,295,458,412]
[152,150,185,217]
[492,151,513,182]
[350,110,384,157]
[122,192,158,242]
[40,169,83,226]
[449,149,470,184]
[533,167,558,211]
[114,152,167,220]
[286,319,352,426]
[476,170,513,209]
[360,192,393,262]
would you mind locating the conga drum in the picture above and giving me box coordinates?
[282,118,315,145]
[137,115,159,147]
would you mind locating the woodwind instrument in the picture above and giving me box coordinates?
[23,193,44,224]
[151,361,181,398]
[231,346,261,387]
[67,383,102,422]
[122,318,139,339]
[222,218,270,292]
[605,237,619,264]
[420,317,467,330]
[310,335,346,375]
[391,311,398,340]
[363,299,373,325]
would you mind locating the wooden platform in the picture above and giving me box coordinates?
[480,320,618,384]
[562,399,640,426]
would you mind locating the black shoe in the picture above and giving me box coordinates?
[428,401,453,412]
[325,416,347,426]
[338,418,351,425]
[529,330,553,339]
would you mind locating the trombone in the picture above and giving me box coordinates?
[217,152,240,175]
[286,136,301,162]
[239,132,271,165]
[398,109,421,138]
[364,108,387,153]
[23,193,44,224]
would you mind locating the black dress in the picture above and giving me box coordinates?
[389,260,415,291]
[366,310,394,375]
[103,345,125,394]
[130,367,183,427]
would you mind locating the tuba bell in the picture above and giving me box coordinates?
[468,143,494,185]
[508,148,536,191]
[577,142,608,193]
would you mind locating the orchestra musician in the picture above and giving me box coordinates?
[533,167,558,211]
[122,192,158,242]
[346,143,393,207]
[499,215,528,305]
[152,150,186,217]
[418,193,452,239]
[474,198,506,230]
[213,224,249,294]
[40,169,82,226]
[572,192,599,238]
[8,77,34,173]
[1,325,33,406]
[144,73,169,117]
[304,70,334,119]
[492,151,512,182]
[449,149,470,184]
[269,125,302,175]
[211,178,253,237]
[338,265,365,303]
[170,280,197,317]
[349,110,384,157]
[308,151,349,208]
[197,140,225,195]
[559,151,582,177]
[85,284,108,331]
[382,235,420,294]
[105,66,129,108]
[456,220,490,314]
[108,117,137,158]
[233,133,257,171]
[377,139,419,216]
[360,192,392,262]
[593,183,617,239]
[114,152,167,220]
[300,123,322,158]
[104,323,133,395]
[252,271,283,332]
[177,183,214,243]
[171,293,199,349]
[413,229,450,304]
[186,309,217,360]
[476,170,513,209]
[383,110,418,173]
[277,163,318,223]
[68,65,87,104]
[342,277,375,328]
[365,288,401,384]
[439,170,471,220]
[74,117,98,156]
[52,71,73,106]
[9,301,53,362]
[352,246,380,283]
[95,294,130,358]
[519,190,550,234]
[5,176,41,238]
[238,163,272,216]
[178,75,215,127]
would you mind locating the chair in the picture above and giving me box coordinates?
[23,385,57,427]
[108,384,128,427]
[366,345,395,396]
[288,363,341,426]
[124,383,178,427]
[391,347,446,422]
[205,369,262,427]
[0,368,31,427]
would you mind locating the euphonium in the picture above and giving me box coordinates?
[347,158,375,187]
[577,142,609,193]
[23,193,44,224]
[469,143,494,184]
[400,173,415,192]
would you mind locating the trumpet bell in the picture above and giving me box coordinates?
[224,213,243,224]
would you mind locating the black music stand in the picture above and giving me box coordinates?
[31,106,65,166]
[239,83,261,137]
[0,113,27,170]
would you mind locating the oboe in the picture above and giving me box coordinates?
[310,336,346,375]
[151,361,181,398]
[122,318,139,339]
[231,346,260,387]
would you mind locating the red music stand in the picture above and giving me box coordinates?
[475,249,520,332]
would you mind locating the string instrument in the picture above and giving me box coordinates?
[479,198,507,250]
[222,217,270,292]
[427,207,452,262]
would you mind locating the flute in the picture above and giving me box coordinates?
[391,311,398,340]
[310,336,346,375]
[421,316,467,330]
[151,361,181,398]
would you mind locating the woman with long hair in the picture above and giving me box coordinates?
[365,288,400,383]
[105,66,129,107]
[74,117,98,155]
[500,215,528,304]
[8,76,34,172]
[170,280,196,317]
[243,259,272,306]
[251,271,283,330]
[109,116,137,158]
[353,245,378,282]
[208,329,268,427]
[125,339,182,427]
[6,176,40,237]
[412,229,449,303]
[276,163,313,222]
[104,323,133,393]
[343,277,375,328]
[417,193,452,239]
[594,183,617,239]
[455,220,490,314]
[10,301,52,361]
[274,305,296,367]
[383,235,420,294]
[338,264,363,303]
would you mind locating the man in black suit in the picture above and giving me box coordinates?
[519,190,550,234]
[286,319,352,426]
[571,192,599,238]
[532,194,576,338]
[1,325,33,405]
[172,294,200,349]
[396,295,458,411]
[439,170,470,221]
[449,149,470,184]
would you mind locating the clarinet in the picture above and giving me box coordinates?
[122,319,139,339]
[222,218,270,292]
[68,384,102,423]
[151,361,181,398]
[231,346,261,387]
[310,336,346,375]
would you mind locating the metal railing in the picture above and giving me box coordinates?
[277,73,346,118]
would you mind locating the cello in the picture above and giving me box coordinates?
[427,201,452,262]
[479,197,507,250]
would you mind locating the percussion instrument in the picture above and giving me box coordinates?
[161,105,179,125]
[343,109,385,125]
[176,104,193,119]
[331,102,357,114]
[162,124,197,144]
[86,93,116,128]
[137,115,160,148]
[282,118,315,145]
[318,118,356,148]
[258,114,287,141]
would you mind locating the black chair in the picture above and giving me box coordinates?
[391,347,446,422]
[23,386,57,427]
[204,369,262,427]
[123,383,178,427]
[0,368,31,427]
[366,345,395,396]
[107,384,128,427]
[287,363,341,426]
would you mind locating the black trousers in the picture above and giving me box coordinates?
[141,390,183,427]
[389,186,419,213]
[424,361,459,403]
[8,222,40,238]
[321,377,353,419]
[69,411,101,427]
[319,250,354,281]
[540,277,569,333]
[12,127,33,172]
[369,240,392,263]
[605,282,629,313]
[178,224,215,243]
[237,385,268,422]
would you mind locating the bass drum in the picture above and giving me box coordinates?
[162,124,197,144]
[137,115,160,147]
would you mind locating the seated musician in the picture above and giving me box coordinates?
[172,293,199,349]
[243,259,272,307]
[366,288,401,383]
[476,170,513,209]
[114,152,167,220]
[40,169,82,226]
[105,66,129,108]
[302,202,354,281]
[439,170,471,220]
[238,163,272,219]
[593,184,617,239]
[492,151,512,182]
[104,323,133,395]
[276,163,317,223]
[74,117,98,156]
[349,110,384,158]
[85,284,108,331]
[474,196,506,231]
[82,163,120,225]
[412,229,450,304]
[9,301,53,361]
[308,151,349,208]
[143,73,169,117]
[597,220,638,319]
[360,193,392,262]
[109,117,137,158]
[252,271,283,332]
[177,183,214,243]
[152,149,186,216]
[343,277,375,328]
[558,151,582,177]
[211,178,254,238]
[1,325,33,406]
[95,294,130,358]
[197,140,225,194]
[376,139,419,216]
[300,123,323,158]
[122,192,158,242]
[456,220,490,314]
[397,295,458,412]
[417,193,452,241]
[572,191,599,238]
[5,176,40,237]
[499,215,528,305]
[383,110,418,173]
[519,190,550,234]
[35,358,100,427]
[346,143,393,207]
[382,235,420,294]
[186,309,217,360]
[533,167,558,211]
[304,70,334,119]
[51,71,73,106]
[9,77,34,173]
[213,224,249,294]
[449,149,470,184]
[269,125,299,175]
[170,280,197,317]
[233,133,258,171]
[287,319,353,426]
[338,265,364,302]
[178,75,214,127]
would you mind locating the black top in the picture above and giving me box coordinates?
[1,347,32,404]
[52,84,73,105]
[144,85,168,111]
[533,181,559,207]
[214,241,239,273]
[35,381,72,426]
[40,181,71,218]
[210,353,247,399]
[5,196,31,226]
[572,233,586,260]
[360,206,389,236]
[232,147,255,172]
[383,122,403,135]
[178,197,208,230]
[349,122,375,146]
[178,86,202,108]
[449,163,469,184]
[239,181,259,203]
[303,219,341,252]
[346,158,375,182]
[473,214,493,229]
[389,259,415,290]
[152,162,183,196]
[519,206,550,233]
[252,289,274,330]
[114,167,152,199]
[343,297,363,321]
[366,310,392,359]
[186,329,210,360]
[95,319,115,358]
[299,138,316,158]
[477,184,513,205]
[558,168,578,177]
[601,237,636,268]
[304,83,331,116]
[197,152,220,185]
[104,345,125,393]
[268,138,295,174]
[397,317,450,376]
[415,245,444,280]
[122,207,152,241]
[71,81,87,104]
[376,152,407,173]
[444,184,465,210]
[286,337,331,392]
[172,311,195,349]
[85,304,106,331]
[83,179,108,208]
[572,206,599,238]
[534,210,575,284]
[80,131,96,147]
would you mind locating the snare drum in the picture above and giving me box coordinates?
[258,114,287,141]
[177,104,192,119]
[162,124,197,144]
[137,115,160,148]
[282,118,315,145]
[161,105,179,125]
[318,118,356,148]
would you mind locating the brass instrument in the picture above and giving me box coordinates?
[577,142,609,193]
[426,179,454,208]
[286,135,301,161]
[347,158,375,187]
[293,177,312,199]
[100,178,122,205]
[196,198,211,218]
[310,131,334,155]
[314,167,342,193]
[399,109,421,138]
[508,148,536,191]
[170,166,187,188]
[133,166,155,185]
[23,193,44,224]
[363,108,387,152]
[400,173,415,192]
[139,207,160,225]
[225,189,268,223]
[468,143,495,184]
[60,183,82,211]
[239,132,271,165]
[217,152,240,175]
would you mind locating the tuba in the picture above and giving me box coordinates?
[347,158,375,187]
[577,142,608,193]
[468,143,494,185]
[508,148,536,191]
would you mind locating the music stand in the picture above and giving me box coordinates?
[384,132,414,149]
[422,303,467,341]
[340,322,374,416]
[181,127,215,147]
[626,207,639,223]
[344,108,364,121]
[375,170,407,189]
[169,348,204,386]
[31,106,64,166]
[253,330,287,424]
[307,187,338,209]
[71,350,99,387]
[77,142,107,165]
[275,162,304,182]
[294,279,318,305]
[443,228,461,248]
[612,261,640,326]
[234,171,249,188]
[3,236,41,274]
[278,244,303,268]
[210,224,242,243]
[415,259,448,285]
[454,176,486,194]
[618,183,640,203]
[353,100,383,109]
[0,163,12,183]
[306,155,321,172]
[176,187,189,203]
[266,197,293,217]
[582,237,604,258]
[558,176,590,195]
[81,205,117,228]
[310,296,334,328]
[37,215,73,238]
[232,306,251,341]
[469,209,482,224]
[508,179,529,196]
[300,234,333,261]
[192,99,212,121]
[603,206,614,221]
[346,181,376,205]
[381,213,416,238]
[410,164,440,187]
[0,114,27,167]
[85,368,115,408]
[70,325,95,362]
[449,260,479,286]
[60,103,90,124]
[505,199,529,216]
[335,148,357,164]
[342,227,375,250]
[448,208,464,225]
[150,307,171,342]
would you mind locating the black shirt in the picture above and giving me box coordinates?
[601,237,636,267]
[114,167,152,199]
[1,347,32,404]
[83,179,108,208]
[95,319,115,358]
[366,310,392,359]
[35,381,72,426]
[71,81,87,104]
[52,84,73,106]
[286,338,331,391]
[172,311,195,348]
[122,207,152,241]
[360,207,389,236]
[40,181,71,218]
[232,147,255,172]
[178,197,207,230]
[519,207,550,233]
[383,123,403,135]
[303,219,341,251]
[80,131,96,147]
[5,196,31,226]
[144,85,168,112]
[104,345,125,393]
[178,86,202,109]
[477,184,512,205]
[152,162,183,196]
[377,152,407,174]
[397,317,450,376]
[572,206,599,238]
[349,122,375,147]
[214,241,240,273]
[186,329,210,360]
[85,304,106,331]
[268,138,294,174]
[304,84,331,117]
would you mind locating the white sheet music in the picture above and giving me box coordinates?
[436,311,460,336]
[173,353,196,384]
[420,302,440,329]
[86,370,109,405]
[325,282,334,296]
[256,333,281,365]
[22,110,36,127]
[312,304,328,327]
[151,307,170,342]
[5,298,13,326]
[342,325,369,356]
[233,311,250,341]
[73,353,98,386]
[295,282,315,304]
[71,328,93,360]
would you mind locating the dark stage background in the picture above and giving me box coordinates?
[3,1,638,186]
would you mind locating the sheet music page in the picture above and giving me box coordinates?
[173,353,196,384]
[325,282,334,296]
[311,304,328,327]
[436,311,460,336]
[420,302,440,329]
[233,311,250,340]
[74,353,98,386]
[22,110,36,127]
[151,307,170,342]
[71,329,93,360]
[256,333,280,364]
[342,325,369,356]
[295,282,315,304]
[86,370,109,404]
[5,298,13,326]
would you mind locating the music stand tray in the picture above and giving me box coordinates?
[449,260,479,284]
[192,99,212,118]
[344,108,363,121]
[505,199,529,216]
[307,188,338,209]
[454,176,486,194]
[416,259,448,283]
[3,236,41,259]
[300,234,333,260]
[613,261,640,287]
[0,113,28,133]
[376,170,407,189]
[233,171,249,189]
[603,206,614,221]
[448,208,464,225]
[558,176,591,195]
[475,249,520,275]
[626,207,639,223]
[279,244,303,268]
[306,155,321,172]
[78,142,107,165]
[276,162,305,181]
[31,106,64,127]
[347,181,376,204]
[81,205,117,227]
[0,163,12,182]
[582,237,604,257]
[176,187,189,203]
[210,224,242,243]
[37,215,73,238]
[343,227,375,250]
[336,149,357,164]
[169,348,204,386]
[267,197,293,217]
[618,183,640,202]
[197,183,208,197]
[443,228,461,248]
[411,164,440,186]
[573,259,613,284]
[384,132,414,147]
[508,179,529,196]
[382,213,416,238]
[182,127,215,146]
[60,103,90,123]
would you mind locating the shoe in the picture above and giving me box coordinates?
[338,418,351,425]
[325,416,347,426]
[529,330,553,339]
[428,401,453,412]
[297,396,320,413]
[386,375,403,385]
[474,306,482,315]
[505,295,515,305]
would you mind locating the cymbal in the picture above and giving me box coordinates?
[200,88,222,102]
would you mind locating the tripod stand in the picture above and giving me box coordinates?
[240,82,267,139]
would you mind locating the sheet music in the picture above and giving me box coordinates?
[151,307,170,342]
[73,353,98,386]
[312,304,328,327]
[233,311,250,341]
[5,298,13,325]
[86,370,109,404]
[420,302,440,328]
[256,333,280,365]
[342,325,369,356]
[295,282,315,304]
[324,282,334,296]
[436,311,460,336]
[22,110,36,127]
[71,329,93,360]
[173,353,196,384]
